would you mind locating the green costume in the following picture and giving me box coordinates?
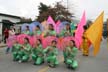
[64,46,78,69]
[12,43,22,61]
[33,30,41,36]
[59,29,72,37]
[70,22,76,36]
[18,43,31,62]
[32,44,44,65]
[44,30,56,37]
[22,30,30,34]
[22,30,33,35]
[43,46,59,67]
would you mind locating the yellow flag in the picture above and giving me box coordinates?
[85,12,104,56]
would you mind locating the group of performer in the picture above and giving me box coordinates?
[6,22,90,70]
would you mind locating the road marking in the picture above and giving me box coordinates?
[37,56,64,72]
[38,66,49,72]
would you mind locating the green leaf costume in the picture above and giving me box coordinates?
[59,29,72,37]
[22,30,33,36]
[18,43,31,62]
[31,44,44,65]
[33,30,41,36]
[12,43,22,61]
[43,46,59,67]
[44,30,56,37]
[64,46,78,69]
[70,22,76,36]
[22,30,30,34]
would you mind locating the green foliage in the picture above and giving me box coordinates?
[37,2,74,22]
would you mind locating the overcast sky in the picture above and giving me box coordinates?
[0,0,108,21]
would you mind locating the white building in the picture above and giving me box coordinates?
[0,13,21,36]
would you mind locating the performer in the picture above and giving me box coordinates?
[44,24,56,37]
[32,39,44,65]
[12,40,22,61]
[81,26,89,56]
[18,37,31,63]
[43,40,59,68]
[64,40,78,69]
[60,24,72,37]
[33,25,41,36]
[58,24,73,51]
[22,26,31,35]
[4,28,9,43]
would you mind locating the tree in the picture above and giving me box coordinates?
[38,3,50,14]
[36,3,50,22]
[20,17,32,23]
[37,2,74,22]
[86,20,93,28]
[54,2,73,21]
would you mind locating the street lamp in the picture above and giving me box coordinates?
[60,0,69,10]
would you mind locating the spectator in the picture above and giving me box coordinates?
[4,28,9,43]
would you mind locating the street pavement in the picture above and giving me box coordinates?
[0,39,107,72]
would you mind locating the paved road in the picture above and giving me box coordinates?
[0,39,107,72]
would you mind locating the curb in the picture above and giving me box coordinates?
[0,45,7,48]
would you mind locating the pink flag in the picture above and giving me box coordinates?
[75,11,86,48]
[55,20,61,34]
[47,16,56,30]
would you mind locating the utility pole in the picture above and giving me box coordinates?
[67,0,68,11]
[61,0,68,10]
